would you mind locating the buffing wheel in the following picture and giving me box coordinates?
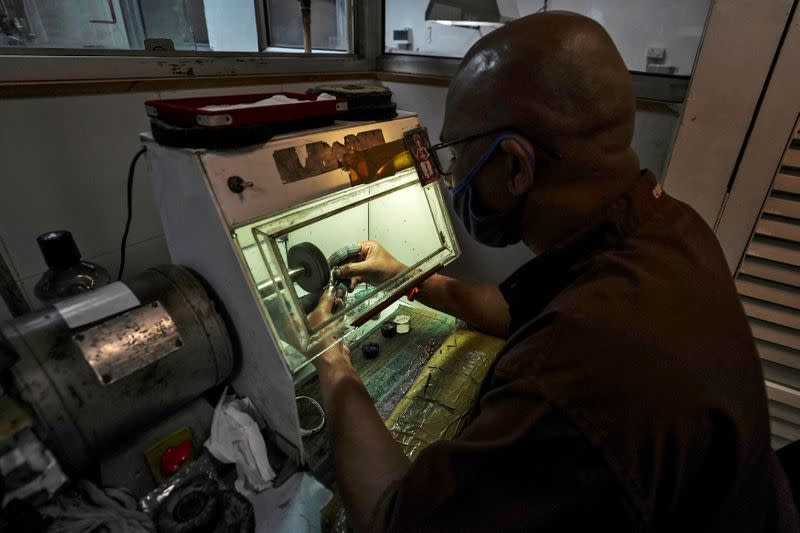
[287,242,330,294]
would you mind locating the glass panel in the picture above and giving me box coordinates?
[138,0,211,51]
[267,0,350,52]
[0,0,257,51]
[1,0,133,49]
[234,169,460,374]
[384,0,712,76]
[0,0,351,52]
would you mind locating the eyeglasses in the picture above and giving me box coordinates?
[428,128,564,178]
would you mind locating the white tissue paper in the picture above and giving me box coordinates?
[200,93,336,112]
[204,389,276,496]
[249,472,333,533]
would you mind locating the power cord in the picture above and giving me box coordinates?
[118,147,147,280]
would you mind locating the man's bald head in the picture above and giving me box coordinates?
[441,12,642,253]
[443,12,636,174]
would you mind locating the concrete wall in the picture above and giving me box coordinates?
[385,0,712,75]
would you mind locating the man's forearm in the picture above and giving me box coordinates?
[316,355,410,532]
[417,274,510,337]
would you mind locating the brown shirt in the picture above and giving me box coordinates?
[371,171,799,532]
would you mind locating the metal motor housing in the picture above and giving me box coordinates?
[1,265,234,475]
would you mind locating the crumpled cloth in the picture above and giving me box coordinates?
[40,480,154,533]
[204,388,276,496]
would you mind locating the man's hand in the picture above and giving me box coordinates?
[307,287,353,374]
[334,241,406,289]
[306,286,411,533]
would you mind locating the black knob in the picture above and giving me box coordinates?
[37,230,81,270]
[362,342,380,359]
[227,176,253,194]
[381,322,397,338]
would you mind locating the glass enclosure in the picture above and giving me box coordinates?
[384,0,712,76]
[234,169,460,376]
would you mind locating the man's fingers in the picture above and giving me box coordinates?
[336,261,366,279]
[315,287,336,313]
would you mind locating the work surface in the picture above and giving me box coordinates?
[296,304,455,486]
[295,304,505,532]
[297,307,503,480]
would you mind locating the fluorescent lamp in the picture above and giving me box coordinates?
[425,0,504,27]
[432,20,504,28]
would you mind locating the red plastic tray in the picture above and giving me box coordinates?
[144,92,349,129]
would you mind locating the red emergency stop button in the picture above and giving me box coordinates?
[160,439,193,475]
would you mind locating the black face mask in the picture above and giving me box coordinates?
[448,134,535,248]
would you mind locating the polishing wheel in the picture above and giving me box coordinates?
[287,242,330,294]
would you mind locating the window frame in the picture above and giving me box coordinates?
[0,0,374,83]
[0,0,691,105]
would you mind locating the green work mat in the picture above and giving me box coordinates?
[296,304,456,486]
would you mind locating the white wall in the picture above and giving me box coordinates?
[385,0,711,75]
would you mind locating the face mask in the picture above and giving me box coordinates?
[449,134,536,248]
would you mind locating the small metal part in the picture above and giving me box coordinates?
[361,342,380,359]
[332,282,348,312]
[257,266,305,298]
[381,322,397,338]
[227,176,253,193]
[74,300,183,386]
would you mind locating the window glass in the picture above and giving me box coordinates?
[268,0,350,52]
[384,0,712,76]
[0,0,351,53]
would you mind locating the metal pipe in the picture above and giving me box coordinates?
[300,0,312,53]
[258,266,305,298]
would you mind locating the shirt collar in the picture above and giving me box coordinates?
[500,170,664,335]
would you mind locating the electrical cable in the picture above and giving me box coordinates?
[118,147,147,281]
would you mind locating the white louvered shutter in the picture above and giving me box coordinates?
[734,117,800,449]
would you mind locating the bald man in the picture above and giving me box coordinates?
[308,12,799,532]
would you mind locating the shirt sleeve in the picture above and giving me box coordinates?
[369,373,639,532]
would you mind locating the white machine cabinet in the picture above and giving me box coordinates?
[143,113,460,463]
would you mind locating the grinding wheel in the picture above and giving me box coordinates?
[288,242,330,294]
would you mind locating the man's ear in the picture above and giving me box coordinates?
[500,138,535,197]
